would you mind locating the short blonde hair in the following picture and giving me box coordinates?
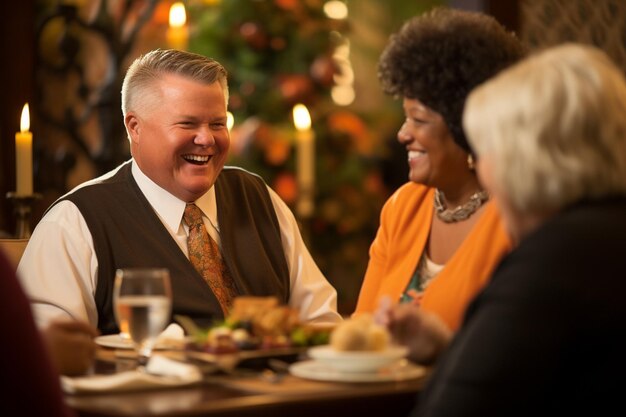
[464,43,626,214]
[121,49,229,116]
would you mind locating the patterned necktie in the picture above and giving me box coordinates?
[183,203,237,314]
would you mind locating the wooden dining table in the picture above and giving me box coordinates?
[65,346,428,417]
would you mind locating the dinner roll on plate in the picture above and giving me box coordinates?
[330,314,389,351]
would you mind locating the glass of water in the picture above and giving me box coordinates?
[113,268,172,364]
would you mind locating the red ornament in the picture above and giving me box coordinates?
[270,37,287,51]
[275,0,299,11]
[240,82,256,97]
[239,22,268,49]
[310,55,337,87]
[273,173,298,204]
[277,74,314,103]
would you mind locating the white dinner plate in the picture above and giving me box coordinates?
[307,345,409,373]
[95,334,185,350]
[289,359,426,383]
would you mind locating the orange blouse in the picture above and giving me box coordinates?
[354,183,511,331]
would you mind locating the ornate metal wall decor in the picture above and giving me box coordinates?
[35,0,158,194]
[521,0,626,73]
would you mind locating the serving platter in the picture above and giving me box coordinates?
[95,334,187,351]
[185,346,307,371]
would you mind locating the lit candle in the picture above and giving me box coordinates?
[226,111,234,132]
[167,2,188,50]
[293,104,315,218]
[15,103,33,196]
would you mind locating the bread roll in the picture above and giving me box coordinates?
[330,314,390,351]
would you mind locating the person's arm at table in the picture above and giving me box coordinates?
[42,319,99,376]
[267,187,342,324]
[17,201,99,328]
[386,303,453,365]
[1,251,76,417]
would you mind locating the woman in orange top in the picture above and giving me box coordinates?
[354,8,525,331]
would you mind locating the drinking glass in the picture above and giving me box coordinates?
[113,268,172,364]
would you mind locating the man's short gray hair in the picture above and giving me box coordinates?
[121,49,229,116]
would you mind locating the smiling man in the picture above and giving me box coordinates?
[18,50,341,334]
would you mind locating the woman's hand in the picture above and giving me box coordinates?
[42,320,99,376]
[386,303,452,365]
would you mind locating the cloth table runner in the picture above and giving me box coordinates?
[183,203,237,314]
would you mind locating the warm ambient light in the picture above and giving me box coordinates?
[21,103,30,132]
[292,104,315,218]
[292,104,311,131]
[16,103,33,195]
[323,1,348,20]
[169,2,187,28]
[226,112,234,131]
[167,2,188,50]
[331,85,355,106]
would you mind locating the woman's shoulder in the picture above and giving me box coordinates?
[386,182,433,207]
[379,183,434,228]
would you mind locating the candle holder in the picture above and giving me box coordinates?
[296,192,314,220]
[6,192,43,239]
[296,187,314,246]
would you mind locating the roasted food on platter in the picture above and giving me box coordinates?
[187,296,332,354]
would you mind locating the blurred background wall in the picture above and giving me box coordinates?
[2,0,624,314]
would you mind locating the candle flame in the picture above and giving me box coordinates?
[226,112,234,131]
[169,2,187,28]
[324,1,349,20]
[20,103,30,133]
[292,104,311,131]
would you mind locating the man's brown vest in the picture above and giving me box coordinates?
[57,161,290,333]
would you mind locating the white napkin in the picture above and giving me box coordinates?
[157,323,186,345]
[61,355,202,394]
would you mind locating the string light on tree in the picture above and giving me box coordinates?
[331,36,355,106]
[324,1,353,107]
[323,1,349,20]
[186,0,391,298]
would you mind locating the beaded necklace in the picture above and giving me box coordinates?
[434,189,489,223]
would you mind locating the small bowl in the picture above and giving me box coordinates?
[307,345,408,373]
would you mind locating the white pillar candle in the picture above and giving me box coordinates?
[293,104,315,218]
[167,2,188,50]
[15,103,33,195]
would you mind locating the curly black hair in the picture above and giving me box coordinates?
[378,7,527,154]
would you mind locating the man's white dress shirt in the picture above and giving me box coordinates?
[17,161,341,328]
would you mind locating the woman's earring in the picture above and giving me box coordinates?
[467,154,476,170]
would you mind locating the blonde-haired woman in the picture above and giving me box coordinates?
[387,43,626,416]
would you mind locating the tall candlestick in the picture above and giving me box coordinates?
[167,2,188,50]
[293,104,315,218]
[15,103,33,196]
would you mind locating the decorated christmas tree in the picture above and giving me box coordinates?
[186,0,438,312]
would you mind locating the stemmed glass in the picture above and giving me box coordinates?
[113,268,172,365]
